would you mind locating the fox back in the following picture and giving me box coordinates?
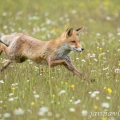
[0,28,83,64]
[0,27,87,80]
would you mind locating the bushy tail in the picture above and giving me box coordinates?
[0,45,3,55]
[0,39,9,55]
[0,39,8,47]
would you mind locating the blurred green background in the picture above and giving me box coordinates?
[0,0,120,37]
[0,0,120,120]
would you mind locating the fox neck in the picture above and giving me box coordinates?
[54,44,71,60]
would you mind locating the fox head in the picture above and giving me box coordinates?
[64,28,84,52]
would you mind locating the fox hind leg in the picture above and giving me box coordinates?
[0,44,9,55]
[0,44,12,72]
[0,60,12,72]
[0,45,4,55]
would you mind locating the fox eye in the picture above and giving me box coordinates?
[71,41,76,43]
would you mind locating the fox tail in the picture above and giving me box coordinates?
[0,39,8,47]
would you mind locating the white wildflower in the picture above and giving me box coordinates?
[106,96,111,100]
[118,33,120,36]
[33,91,36,94]
[3,113,11,118]
[94,91,100,94]
[11,83,18,86]
[90,91,100,98]
[9,93,14,96]
[72,10,77,14]
[82,59,86,62]
[103,67,109,71]
[27,109,32,113]
[39,118,48,120]
[14,108,24,115]
[101,102,110,108]
[117,49,120,51]
[74,99,81,105]
[14,97,18,100]
[2,12,7,16]
[0,80,4,83]
[91,93,96,98]
[47,112,52,116]
[15,83,18,85]
[81,110,88,116]
[96,33,100,36]
[40,106,49,113]
[94,58,98,62]
[38,106,49,116]
[34,94,40,98]
[106,16,111,20]
[115,69,120,73]
[59,90,66,95]
[69,108,75,112]
[96,96,100,100]
[44,12,49,16]
[46,19,51,24]
[59,17,64,21]
[3,25,7,29]
[55,113,60,118]
[90,53,96,57]
[27,80,30,82]
[38,111,45,116]
[8,98,14,101]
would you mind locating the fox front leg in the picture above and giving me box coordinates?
[48,59,73,70]
[63,61,86,79]
[65,62,95,82]
[47,58,86,79]
[63,58,95,81]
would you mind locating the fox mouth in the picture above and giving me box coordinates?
[73,48,84,52]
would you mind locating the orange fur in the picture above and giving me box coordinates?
[0,28,87,79]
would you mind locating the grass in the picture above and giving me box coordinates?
[0,0,120,120]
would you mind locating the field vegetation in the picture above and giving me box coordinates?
[0,0,120,120]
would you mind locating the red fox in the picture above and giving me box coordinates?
[0,28,88,80]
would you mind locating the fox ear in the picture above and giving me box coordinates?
[76,27,84,35]
[66,28,73,37]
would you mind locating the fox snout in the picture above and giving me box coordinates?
[81,48,84,51]
[74,47,84,52]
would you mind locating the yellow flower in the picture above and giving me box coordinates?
[65,82,68,85]
[107,88,112,94]
[61,81,64,84]
[104,86,107,90]
[102,117,107,120]
[71,84,75,89]
[94,105,98,110]
[99,47,102,51]
[31,102,35,106]
[3,104,6,109]
[118,63,120,67]
[12,87,15,91]
[52,94,55,98]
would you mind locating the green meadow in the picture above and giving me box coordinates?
[0,0,120,120]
